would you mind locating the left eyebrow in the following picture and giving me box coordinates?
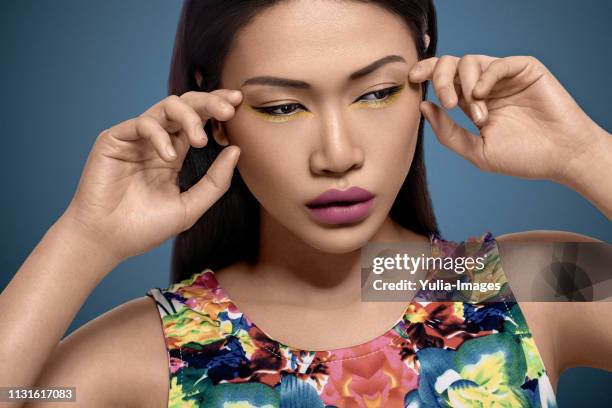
[349,54,407,80]
[240,54,407,89]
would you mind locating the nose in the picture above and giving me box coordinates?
[310,108,364,175]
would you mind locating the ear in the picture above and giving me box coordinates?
[194,68,203,88]
[210,118,230,146]
[423,34,431,50]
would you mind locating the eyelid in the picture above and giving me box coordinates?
[352,84,404,103]
[254,102,307,116]
[252,83,405,117]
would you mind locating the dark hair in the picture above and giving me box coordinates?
[168,0,440,284]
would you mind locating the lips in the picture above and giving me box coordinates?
[307,186,375,207]
[306,186,375,225]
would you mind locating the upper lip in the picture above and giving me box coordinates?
[307,186,374,207]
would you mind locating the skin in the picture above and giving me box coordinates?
[0,1,610,407]
[210,1,427,312]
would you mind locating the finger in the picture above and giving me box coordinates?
[134,115,178,162]
[408,57,439,84]
[157,95,208,148]
[409,56,460,109]
[180,90,240,124]
[472,56,530,100]
[101,116,185,160]
[433,56,460,109]
[102,117,141,142]
[138,95,206,149]
[210,89,243,106]
[180,145,241,230]
[457,55,489,125]
[420,101,486,169]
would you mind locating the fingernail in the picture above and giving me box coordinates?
[439,88,454,108]
[166,144,176,158]
[419,101,431,119]
[470,103,483,123]
[231,146,241,165]
[228,90,242,103]
[196,125,207,142]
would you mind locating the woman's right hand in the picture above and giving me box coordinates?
[61,89,243,263]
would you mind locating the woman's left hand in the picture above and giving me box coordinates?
[408,54,609,185]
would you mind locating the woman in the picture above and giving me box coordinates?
[1,0,610,407]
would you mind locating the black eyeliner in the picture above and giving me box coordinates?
[254,84,405,115]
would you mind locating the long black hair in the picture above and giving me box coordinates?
[168,0,440,284]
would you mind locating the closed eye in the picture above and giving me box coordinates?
[253,84,405,117]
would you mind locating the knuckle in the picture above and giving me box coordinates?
[205,93,227,112]
[135,114,156,136]
[442,55,459,65]
[162,95,182,114]
[459,54,477,66]
[486,59,503,75]
[489,58,503,69]
[209,93,226,106]
[524,55,541,66]
[182,105,204,128]
[179,90,197,101]
[95,127,122,154]
[165,94,180,104]
[97,127,114,141]
[203,172,224,192]
[165,94,184,111]
[179,91,201,109]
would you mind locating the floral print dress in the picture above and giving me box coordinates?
[146,231,558,407]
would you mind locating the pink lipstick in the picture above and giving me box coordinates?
[306,186,375,225]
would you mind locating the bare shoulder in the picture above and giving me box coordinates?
[494,228,611,387]
[496,229,602,243]
[27,296,168,408]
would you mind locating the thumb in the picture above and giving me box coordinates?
[420,101,485,168]
[179,145,241,230]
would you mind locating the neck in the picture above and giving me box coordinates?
[250,206,429,308]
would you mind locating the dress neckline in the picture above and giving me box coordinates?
[199,232,441,362]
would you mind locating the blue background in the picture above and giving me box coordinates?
[1,0,610,405]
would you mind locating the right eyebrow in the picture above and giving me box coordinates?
[240,54,407,90]
[241,76,310,89]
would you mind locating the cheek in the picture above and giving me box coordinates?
[356,92,422,176]
[222,109,307,208]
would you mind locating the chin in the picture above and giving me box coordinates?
[300,219,380,254]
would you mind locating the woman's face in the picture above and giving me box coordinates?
[214,0,422,253]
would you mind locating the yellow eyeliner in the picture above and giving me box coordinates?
[247,80,407,122]
[245,104,314,123]
[349,81,406,111]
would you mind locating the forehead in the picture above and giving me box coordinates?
[221,0,417,88]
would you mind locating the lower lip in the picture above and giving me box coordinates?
[306,198,375,225]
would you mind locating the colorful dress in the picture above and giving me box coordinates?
[146,231,558,407]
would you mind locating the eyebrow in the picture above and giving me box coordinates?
[241,54,407,89]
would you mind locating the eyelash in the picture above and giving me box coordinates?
[253,85,404,117]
